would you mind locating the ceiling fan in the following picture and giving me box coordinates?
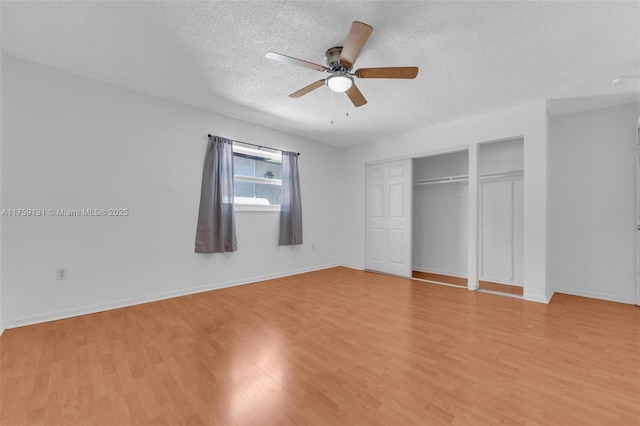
[265,21,419,107]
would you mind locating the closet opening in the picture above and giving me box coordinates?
[477,138,524,297]
[412,149,469,288]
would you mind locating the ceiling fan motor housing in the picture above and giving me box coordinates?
[325,47,351,73]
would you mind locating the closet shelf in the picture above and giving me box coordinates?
[478,170,523,180]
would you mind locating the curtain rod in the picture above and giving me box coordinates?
[208,134,299,156]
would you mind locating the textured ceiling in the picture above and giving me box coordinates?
[2,1,639,147]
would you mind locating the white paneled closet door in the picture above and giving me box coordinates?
[479,178,524,285]
[365,159,412,277]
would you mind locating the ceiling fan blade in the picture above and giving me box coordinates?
[346,84,367,107]
[339,21,373,68]
[265,51,327,72]
[289,80,326,98]
[355,67,419,79]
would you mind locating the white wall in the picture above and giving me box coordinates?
[1,56,343,328]
[413,150,469,180]
[340,101,549,302]
[548,102,639,303]
[478,138,524,174]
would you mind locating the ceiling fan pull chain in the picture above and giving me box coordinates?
[331,90,335,124]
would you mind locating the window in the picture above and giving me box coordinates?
[233,143,282,211]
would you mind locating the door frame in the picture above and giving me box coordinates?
[636,125,640,305]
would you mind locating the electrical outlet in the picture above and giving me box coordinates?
[56,268,67,280]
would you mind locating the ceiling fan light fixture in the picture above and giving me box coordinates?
[327,74,353,93]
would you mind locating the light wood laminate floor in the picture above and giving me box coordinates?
[478,281,524,296]
[2,267,639,425]
[412,271,467,287]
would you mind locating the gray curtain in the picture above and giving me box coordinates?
[195,135,237,253]
[279,151,303,245]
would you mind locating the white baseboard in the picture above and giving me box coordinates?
[340,263,364,271]
[552,287,635,305]
[524,287,555,304]
[523,292,551,304]
[3,263,341,330]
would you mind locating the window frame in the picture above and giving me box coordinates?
[232,143,282,212]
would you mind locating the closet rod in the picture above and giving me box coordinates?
[207,134,299,156]
[414,175,469,186]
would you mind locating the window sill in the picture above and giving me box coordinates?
[234,204,281,213]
